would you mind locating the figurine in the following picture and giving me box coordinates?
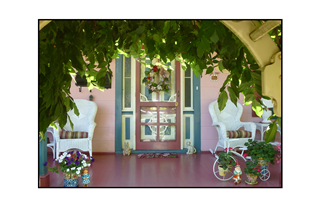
[232,159,242,184]
[186,142,196,154]
[123,142,131,156]
[81,168,90,187]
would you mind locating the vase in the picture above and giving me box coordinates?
[245,173,258,185]
[218,165,232,176]
[63,172,79,187]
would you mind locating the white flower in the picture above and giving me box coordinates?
[77,167,82,171]
[83,163,87,167]
[67,154,71,157]
[58,159,63,163]
[76,170,80,175]
[157,85,162,90]
[71,167,76,170]
[87,164,91,167]
[66,169,70,172]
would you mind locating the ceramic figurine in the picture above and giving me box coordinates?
[81,168,90,187]
[123,142,131,156]
[186,142,196,154]
[232,159,242,184]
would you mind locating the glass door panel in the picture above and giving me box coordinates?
[159,107,176,123]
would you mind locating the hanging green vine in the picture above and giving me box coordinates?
[39,20,281,142]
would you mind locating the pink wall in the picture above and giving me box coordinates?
[69,60,116,153]
[200,71,281,152]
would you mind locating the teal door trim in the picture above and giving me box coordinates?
[193,73,201,153]
[115,55,123,154]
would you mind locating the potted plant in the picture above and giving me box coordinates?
[244,139,277,166]
[217,148,236,176]
[244,160,261,185]
[44,150,94,187]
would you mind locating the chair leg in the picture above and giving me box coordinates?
[214,144,219,153]
[52,146,55,160]
[89,150,92,158]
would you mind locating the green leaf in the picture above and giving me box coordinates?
[98,61,108,69]
[218,60,225,71]
[227,86,237,106]
[252,99,263,117]
[244,94,255,104]
[153,34,161,42]
[206,66,214,74]
[264,121,277,144]
[163,21,170,35]
[135,26,145,34]
[218,90,228,111]
[210,30,219,43]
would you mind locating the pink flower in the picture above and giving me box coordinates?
[257,168,261,172]
[243,153,248,157]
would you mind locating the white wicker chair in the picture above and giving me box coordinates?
[208,99,256,154]
[53,99,98,158]
[46,127,56,159]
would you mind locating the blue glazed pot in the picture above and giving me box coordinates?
[63,173,79,187]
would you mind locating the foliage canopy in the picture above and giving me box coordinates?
[39,20,281,140]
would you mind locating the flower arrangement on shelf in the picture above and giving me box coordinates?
[44,150,94,176]
[244,160,262,177]
[142,65,171,93]
[217,147,236,170]
[244,139,277,164]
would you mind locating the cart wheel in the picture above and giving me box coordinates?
[260,169,270,181]
[213,156,236,181]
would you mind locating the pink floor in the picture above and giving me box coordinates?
[45,152,282,187]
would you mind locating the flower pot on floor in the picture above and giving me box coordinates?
[63,172,79,187]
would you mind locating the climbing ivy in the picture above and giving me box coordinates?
[39,20,281,141]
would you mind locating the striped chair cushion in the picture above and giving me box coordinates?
[226,130,252,138]
[60,130,88,139]
[237,130,252,138]
[73,131,88,138]
[226,131,239,138]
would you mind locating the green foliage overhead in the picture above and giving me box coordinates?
[39,20,281,138]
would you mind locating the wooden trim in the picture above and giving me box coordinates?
[115,55,123,154]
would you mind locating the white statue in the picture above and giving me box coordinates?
[186,142,196,154]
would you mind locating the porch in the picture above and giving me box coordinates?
[45,152,281,187]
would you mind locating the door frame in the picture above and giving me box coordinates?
[115,54,201,154]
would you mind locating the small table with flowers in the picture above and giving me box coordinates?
[254,122,281,141]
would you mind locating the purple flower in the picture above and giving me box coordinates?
[43,162,48,166]
[70,158,74,161]
[66,161,71,165]
[75,160,79,165]
[91,157,95,163]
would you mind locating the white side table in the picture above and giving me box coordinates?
[254,122,281,141]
